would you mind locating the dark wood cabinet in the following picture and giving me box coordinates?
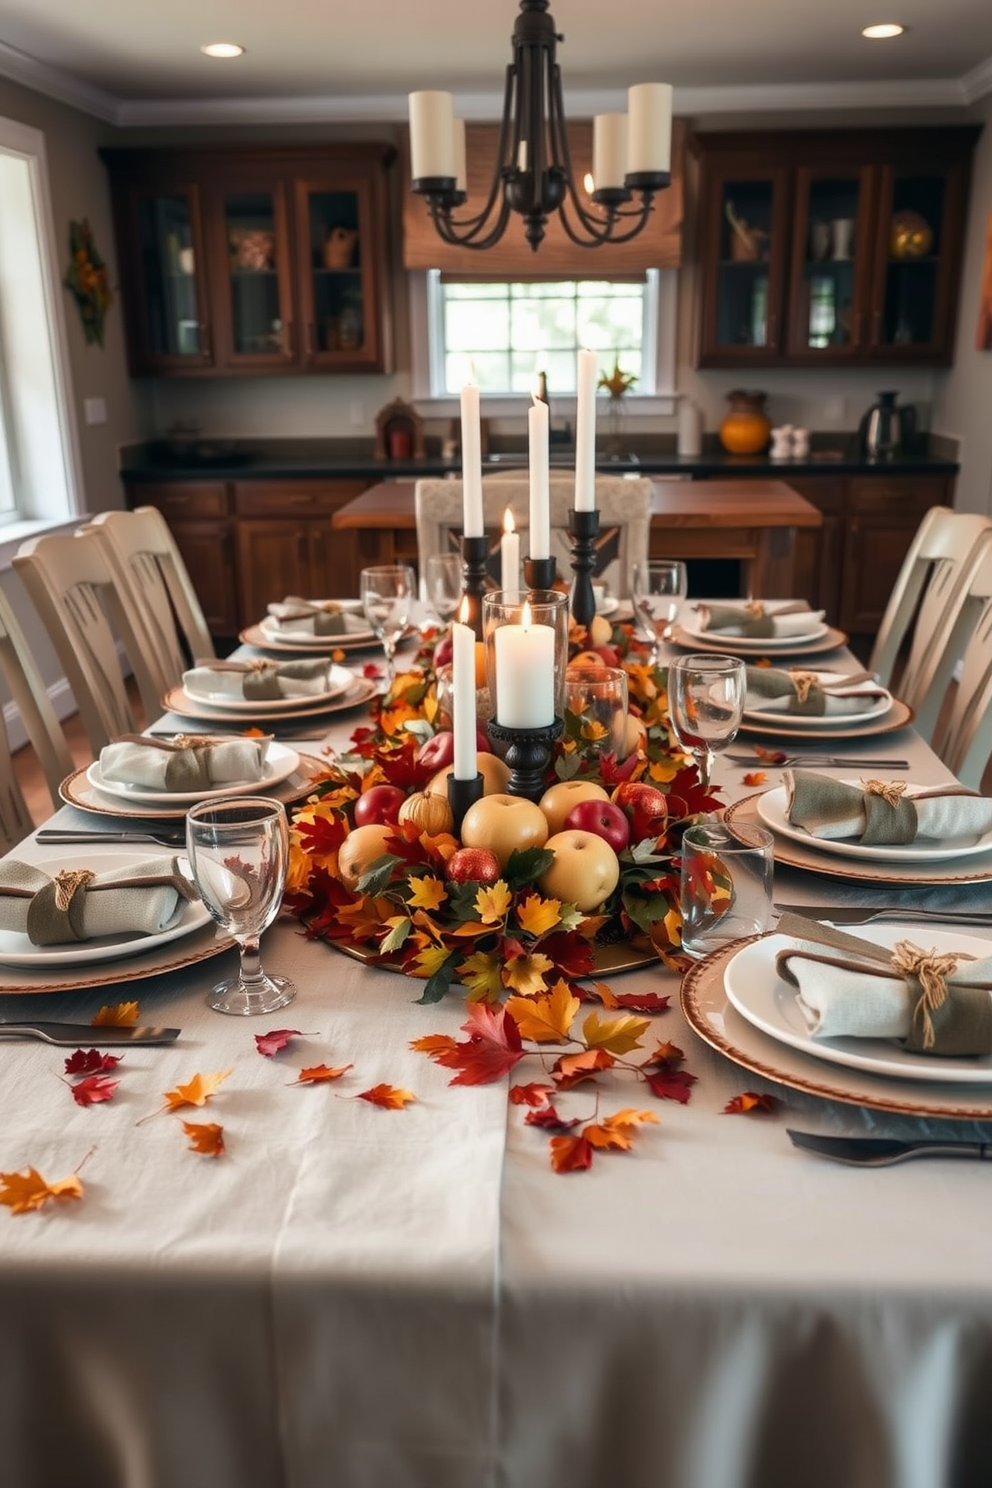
[102,146,395,378]
[694,128,979,369]
[124,480,241,636]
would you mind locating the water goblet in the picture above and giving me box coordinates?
[361,563,416,688]
[632,559,688,662]
[426,551,463,625]
[185,796,295,1016]
[668,653,746,793]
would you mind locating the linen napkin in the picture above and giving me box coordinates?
[696,601,825,639]
[0,857,195,946]
[99,734,272,793]
[266,597,368,637]
[183,657,331,701]
[746,666,886,717]
[786,769,992,844]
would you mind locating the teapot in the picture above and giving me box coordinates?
[858,391,916,460]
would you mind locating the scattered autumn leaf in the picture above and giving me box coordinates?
[641,1041,698,1104]
[64,1049,121,1076]
[581,1010,650,1055]
[525,1103,581,1132]
[414,1002,524,1086]
[608,991,671,1014]
[551,1047,616,1090]
[549,1134,594,1173]
[509,1081,555,1107]
[723,1092,781,1115]
[356,1084,416,1109]
[91,1000,140,1027]
[182,1121,225,1156]
[754,745,787,763]
[0,1166,84,1214]
[254,1029,303,1058]
[67,1074,119,1108]
[742,771,767,786]
[294,1063,353,1084]
[505,980,579,1044]
[162,1069,232,1113]
[502,950,554,996]
[583,1108,659,1151]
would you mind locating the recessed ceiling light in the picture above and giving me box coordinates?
[861,22,905,38]
[200,42,245,58]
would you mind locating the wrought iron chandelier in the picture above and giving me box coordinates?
[408,0,672,252]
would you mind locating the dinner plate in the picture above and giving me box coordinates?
[181,662,354,711]
[738,696,913,740]
[681,615,829,650]
[85,741,301,807]
[596,597,619,617]
[744,673,892,729]
[670,624,848,659]
[239,623,377,655]
[161,675,378,724]
[680,934,992,1119]
[724,925,992,1086]
[756,781,992,864]
[725,792,992,886]
[0,850,213,969]
[60,752,329,822]
[259,612,376,648]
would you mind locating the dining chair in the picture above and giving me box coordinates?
[13,531,151,753]
[924,535,992,790]
[0,586,74,848]
[415,474,652,599]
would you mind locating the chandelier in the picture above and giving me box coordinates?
[408,0,672,252]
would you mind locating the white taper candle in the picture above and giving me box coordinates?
[528,395,550,561]
[574,348,598,512]
[452,609,477,780]
[460,383,484,538]
[501,509,520,600]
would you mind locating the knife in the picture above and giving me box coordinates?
[35,830,187,849]
[774,903,992,928]
[788,1129,992,1166]
[0,1021,181,1046]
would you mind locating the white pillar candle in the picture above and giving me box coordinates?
[592,113,627,190]
[574,348,598,512]
[493,603,555,729]
[528,395,550,561]
[460,383,484,538]
[627,83,672,175]
[501,509,520,600]
[408,91,456,180]
[452,612,477,781]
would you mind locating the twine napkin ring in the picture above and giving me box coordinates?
[744,601,766,617]
[863,778,907,808]
[891,939,964,1050]
[788,670,821,705]
[53,868,95,913]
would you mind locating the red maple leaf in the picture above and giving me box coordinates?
[412,1003,523,1087]
[63,1049,122,1076]
[509,1082,555,1107]
[549,1133,594,1173]
[610,991,671,1014]
[536,930,596,978]
[724,1091,781,1115]
[525,1103,581,1133]
[68,1074,119,1107]
[254,1028,303,1058]
[644,1067,697,1103]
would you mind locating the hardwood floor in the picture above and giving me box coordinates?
[11,680,145,828]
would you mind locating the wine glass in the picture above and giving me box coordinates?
[361,563,416,688]
[185,796,295,1016]
[632,559,688,662]
[425,551,462,625]
[668,653,746,793]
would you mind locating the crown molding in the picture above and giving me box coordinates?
[962,53,992,104]
[0,35,118,122]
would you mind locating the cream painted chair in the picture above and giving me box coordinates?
[0,585,74,847]
[923,536,992,789]
[414,475,652,600]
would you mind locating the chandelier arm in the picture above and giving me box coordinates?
[445,64,519,239]
[430,190,515,252]
[562,186,659,245]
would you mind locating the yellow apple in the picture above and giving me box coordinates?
[426,753,510,798]
[337,823,395,891]
[621,712,648,758]
[539,829,620,912]
[460,794,549,868]
[588,614,613,647]
[537,778,610,835]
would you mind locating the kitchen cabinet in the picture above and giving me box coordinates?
[123,480,240,638]
[693,127,979,368]
[102,146,395,377]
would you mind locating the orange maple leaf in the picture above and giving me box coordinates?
[502,951,554,996]
[583,1108,659,1151]
[409,1033,458,1057]
[475,881,512,925]
[505,980,579,1043]
[182,1121,225,1156]
[509,1082,555,1107]
[723,1091,781,1115]
[551,1047,616,1089]
[515,893,562,938]
[742,770,767,786]
[356,1084,416,1109]
[0,1166,84,1214]
[549,1133,593,1173]
[162,1069,232,1113]
[91,1000,140,1027]
[294,1063,353,1084]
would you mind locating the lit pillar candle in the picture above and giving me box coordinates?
[493,601,555,728]
[460,382,484,538]
[452,602,477,780]
[501,508,520,599]
[528,393,550,560]
[574,348,598,512]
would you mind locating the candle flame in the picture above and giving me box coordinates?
[583,171,595,195]
[503,507,515,535]
[458,595,471,625]
[521,600,532,629]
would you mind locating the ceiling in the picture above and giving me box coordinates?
[1,0,991,125]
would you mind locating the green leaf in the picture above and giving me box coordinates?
[446,880,487,920]
[629,839,669,865]
[554,751,582,781]
[402,719,434,744]
[503,846,555,891]
[557,903,586,934]
[357,853,404,897]
[379,916,412,954]
[622,886,674,936]
[416,953,457,1004]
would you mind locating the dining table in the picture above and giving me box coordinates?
[2,617,992,1488]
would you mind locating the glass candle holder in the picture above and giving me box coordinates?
[482,589,569,730]
[564,665,628,758]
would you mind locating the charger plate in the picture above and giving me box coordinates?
[738,697,913,740]
[671,624,847,659]
[334,936,656,980]
[60,753,329,822]
[162,675,377,724]
[0,920,235,996]
[680,933,992,1119]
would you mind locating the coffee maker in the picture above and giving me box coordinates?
[858,391,916,460]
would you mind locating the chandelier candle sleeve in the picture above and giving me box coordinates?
[493,607,555,729]
[574,349,598,512]
[452,618,478,780]
[627,83,673,176]
[460,383,484,538]
[528,396,550,560]
[501,509,520,600]
[592,115,627,191]
[409,91,456,181]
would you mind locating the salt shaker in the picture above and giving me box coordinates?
[791,427,810,459]
[677,398,703,457]
[769,425,793,461]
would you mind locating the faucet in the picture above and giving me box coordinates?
[535,370,573,447]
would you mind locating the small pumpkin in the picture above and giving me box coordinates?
[398,790,454,836]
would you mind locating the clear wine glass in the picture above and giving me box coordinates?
[668,653,746,793]
[361,563,416,688]
[426,551,463,625]
[185,796,295,1016]
[632,559,688,663]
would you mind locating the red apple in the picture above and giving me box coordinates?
[538,779,610,835]
[563,798,630,853]
[353,784,406,826]
[591,645,621,667]
[416,730,455,773]
[611,781,669,843]
[446,847,501,885]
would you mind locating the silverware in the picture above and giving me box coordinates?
[788,1129,992,1166]
[0,1021,181,1047]
[774,903,992,928]
[35,830,187,849]
[728,754,910,769]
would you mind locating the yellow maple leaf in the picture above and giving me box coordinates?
[580,718,609,742]
[503,951,554,997]
[407,874,448,911]
[0,1166,84,1214]
[581,1010,650,1055]
[336,893,396,942]
[163,1069,232,1113]
[411,942,452,980]
[91,1000,140,1027]
[457,951,505,1002]
[181,1121,225,1157]
[506,979,579,1042]
[646,758,682,784]
[516,892,562,938]
[589,980,619,1008]
[475,880,512,925]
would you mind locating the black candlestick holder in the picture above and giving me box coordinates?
[459,535,489,639]
[523,555,557,592]
[447,772,484,836]
[568,508,600,629]
[486,717,563,803]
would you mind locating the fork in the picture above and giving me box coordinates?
[728,753,910,769]
[773,902,992,928]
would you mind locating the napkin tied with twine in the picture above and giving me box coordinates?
[746,666,885,717]
[786,769,992,844]
[184,657,331,702]
[696,601,824,639]
[266,597,365,637]
[100,734,272,793]
[0,858,195,946]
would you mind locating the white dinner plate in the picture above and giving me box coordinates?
[744,673,893,729]
[756,780,992,864]
[681,603,828,650]
[724,925,992,1085]
[259,608,376,648]
[596,596,619,617]
[84,741,301,807]
[162,674,378,725]
[0,850,212,968]
[181,662,355,711]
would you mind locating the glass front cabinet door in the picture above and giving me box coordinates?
[786,165,874,361]
[293,172,388,372]
[210,183,295,371]
[131,187,212,371]
[697,165,791,366]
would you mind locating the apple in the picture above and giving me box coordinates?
[537,779,610,835]
[621,712,648,758]
[588,614,613,647]
[539,830,620,912]
[571,649,607,669]
[353,783,406,827]
[563,798,630,853]
[426,753,510,798]
[611,780,669,843]
[337,823,395,891]
[446,847,501,885]
[460,794,549,869]
[434,630,454,668]
[416,730,455,773]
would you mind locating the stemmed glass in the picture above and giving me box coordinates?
[185,796,295,1016]
[425,551,463,625]
[361,563,416,688]
[632,559,688,663]
[668,653,746,793]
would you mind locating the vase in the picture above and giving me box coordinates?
[719,390,771,455]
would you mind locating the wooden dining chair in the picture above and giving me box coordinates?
[415,474,652,598]
[0,586,74,847]
[923,535,992,790]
